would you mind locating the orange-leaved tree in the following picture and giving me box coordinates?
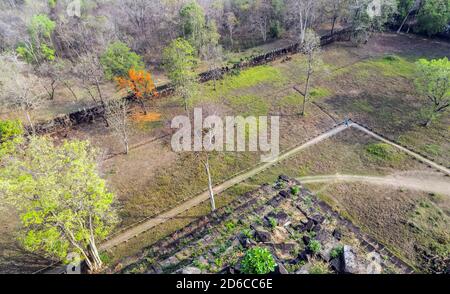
[116,68,158,114]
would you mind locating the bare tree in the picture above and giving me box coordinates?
[287,0,319,44]
[225,12,238,48]
[251,0,273,42]
[324,0,350,34]
[299,29,321,116]
[194,127,216,212]
[73,53,105,105]
[201,44,224,91]
[0,53,46,134]
[105,98,131,155]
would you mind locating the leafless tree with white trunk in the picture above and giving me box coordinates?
[225,12,238,47]
[299,29,321,116]
[0,52,46,134]
[201,43,224,91]
[287,0,319,44]
[105,98,131,155]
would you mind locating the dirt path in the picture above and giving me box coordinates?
[99,121,450,251]
[297,173,450,196]
[99,123,349,250]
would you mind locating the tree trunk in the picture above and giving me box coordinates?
[124,136,129,154]
[63,81,79,101]
[139,99,148,115]
[331,16,337,35]
[25,110,35,134]
[302,58,312,116]
[204,156,216,212]
[397,10,412,34]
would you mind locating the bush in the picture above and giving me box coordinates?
[290,186,300,195]
[308,240,322,255]
[0,120,23,157]
[366,143,404,162]
[268,217,277,229]
[309,260,331,274]
[330,245,344,259]
[100,41,144,79]
[241,247,276,274]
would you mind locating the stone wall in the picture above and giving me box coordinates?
[31,27,352,135]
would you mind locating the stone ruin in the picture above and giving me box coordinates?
[120,175,414,274]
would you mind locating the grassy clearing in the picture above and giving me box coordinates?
[226,94,270,116]
[409,199,450,260]
[120,151,259,226]
[333,55,416,80]
[310,87,332,101]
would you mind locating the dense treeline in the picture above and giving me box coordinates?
[1,1,448,62]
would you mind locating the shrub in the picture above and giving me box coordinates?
[366,143,404,162]
[241,247,276,274]
[330,245,344,259]
[268,217,277,229]
[224,221,236,232]
[290,186,300,195]
[308,240,322,255]
[101,41,144,79]
[0,120,23,157]
[309,260,332,274]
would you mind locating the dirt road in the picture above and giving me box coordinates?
[297,173,450,196]
[99,121,450,250]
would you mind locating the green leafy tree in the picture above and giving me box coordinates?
[241,247,277,274]
[416,0,450,36]
[163,38,198,112]
[180,1,207,52]
[100,41,144,80]
[0,136,118,272]
[17,14,56,64]
[415,57,450,126]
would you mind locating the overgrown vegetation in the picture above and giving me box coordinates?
[241,247,276,274]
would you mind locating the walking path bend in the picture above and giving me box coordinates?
[99,121,450,250]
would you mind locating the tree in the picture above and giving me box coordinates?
[415,57,450,126]
[179,1,207,53]
[349,0,372,46]
[105,98,131,155]
[75,53,107,105]
[0,54,46,134]
[16,14,56,65]
[251,0,273,42]
[299,29,321,116]
[287,0,319,44]
[416,0,450,36]
[163,38,198,113]
[36,60,62,100]
[201,43,224,91]
[225,12,238,47]
[396,0,416,33]
[324,0,350,34]
[194,126,217,212]
[0,136,118,273]
[100,41,144,80]
[241,247,276,274]
[116,68,158,114]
